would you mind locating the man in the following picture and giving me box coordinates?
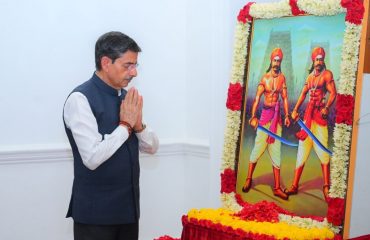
[63,31,159,240]
[242,48,290,200]
[285,47,336,201]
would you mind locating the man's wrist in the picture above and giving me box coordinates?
[134,123,146,133]
[119,120,133,135]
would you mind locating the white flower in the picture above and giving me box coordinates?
[338,23,362,95]
[221,110,241,170]
[249,0,291,19]
[221,192,243,212]
[231,23,250,84]
[279,214,342,234]
[330,124,352,198]
[298,0,344,16]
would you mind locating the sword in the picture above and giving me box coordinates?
[257,125,298,147]
[297,119,333,156]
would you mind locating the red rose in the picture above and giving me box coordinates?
[154,236,180,240]
[327,197,345,226]
[341,0,352,8]
[335,94,355,125]
[341,0,365,25]
[234,200,289,222]
[221,168,236,193]
[237,2,255,23]
[334,234,343,240]
[235,193,247,207]
[289,0,305,16]
[226,83,244,111]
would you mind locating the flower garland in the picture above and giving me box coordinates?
[184,208,335,240]
[289,0,306,16]
[341,0,365,25]
[220,168,237,193]
[221,0,365,235]
[154,236,180,240]
[226,83,244,111]
[234,200,290,223]
[297,0,344,16]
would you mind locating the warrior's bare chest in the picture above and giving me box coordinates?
[264,77,283,93]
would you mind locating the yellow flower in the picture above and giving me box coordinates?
[187,209,335,240]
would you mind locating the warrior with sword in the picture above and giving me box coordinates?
[242,48,290,200]
[284,47,337,201]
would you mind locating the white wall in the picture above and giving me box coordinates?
[0,145,210,240]
[0,0,188,148]
[349,73,370,238]
[0,159,73,240]
[0,0,213,239]
[0,0,197,239]
[0,0,369,239]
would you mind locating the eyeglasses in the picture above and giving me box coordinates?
[124,63,139,71]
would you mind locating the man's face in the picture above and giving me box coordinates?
[105,50,138,89]
[314,57,324,72]
[271,58,281,71]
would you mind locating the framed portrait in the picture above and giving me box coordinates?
[220,0,369,238]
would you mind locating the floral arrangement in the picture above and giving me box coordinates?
[154,236,180,240]
[218,0,365,239]
[184,208,335,240]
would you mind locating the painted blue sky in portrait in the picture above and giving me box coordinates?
[248,13,346,91]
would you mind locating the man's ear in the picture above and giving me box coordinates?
[101,56,111,72]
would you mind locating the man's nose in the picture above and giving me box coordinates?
[130,68,138,77]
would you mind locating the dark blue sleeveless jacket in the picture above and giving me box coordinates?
[64,73,140,224]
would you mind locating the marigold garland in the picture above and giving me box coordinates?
[185,208,335,240]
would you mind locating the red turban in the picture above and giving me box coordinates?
[270,48,283,61]
[311,47,325,61]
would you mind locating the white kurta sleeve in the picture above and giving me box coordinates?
[63,92,130,170]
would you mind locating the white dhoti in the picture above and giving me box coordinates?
[295,121,330,168]
[249,122,282,168]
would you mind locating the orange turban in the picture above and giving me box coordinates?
[311,47,325,61]
[270,48,283,61]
